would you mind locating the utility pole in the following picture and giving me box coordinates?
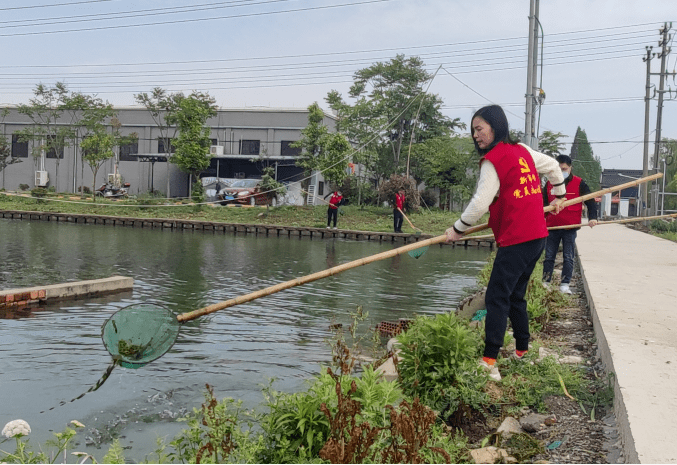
[650,22,675,215]
[524,0,540,149]
[642,46,654,217]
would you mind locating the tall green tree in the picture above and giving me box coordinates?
[135,87,184,198]
[292,102,351,191]
[62,93,117,193]
[658,138,677,210]
[16,82,75,192]
[168,92,218,200]
[326,54,464,182]
[81,130,115,202]
[570,127,602,190]
[80,104,137,202]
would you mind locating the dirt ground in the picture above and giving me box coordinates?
[527,271,622,464]
[458,258,624,464]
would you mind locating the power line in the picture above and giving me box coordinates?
[0,0,396,37]
[0,0,115,11]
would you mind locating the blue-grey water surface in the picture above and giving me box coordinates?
[0,217,489,462]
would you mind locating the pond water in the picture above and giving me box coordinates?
[0,217,490,462]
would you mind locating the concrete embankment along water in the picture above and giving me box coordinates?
[576,224,677,464]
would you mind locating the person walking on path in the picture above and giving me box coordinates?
[393,189,405,233]
[325,190,344,229]
[542,155,598,294]
[445,105,566,382]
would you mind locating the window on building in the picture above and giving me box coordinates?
[45,135,64,159]
[318,181,324,197]
[11,135,28,158]
[211,138,218,146]
[158,137,175,154]
[240,139,260,155]
[281,140,301,156]
[119,141,139,161]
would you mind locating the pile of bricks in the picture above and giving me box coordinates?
[1,289,46,308]
[375,318,411,337]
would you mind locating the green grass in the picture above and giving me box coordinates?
[0,192,488,236]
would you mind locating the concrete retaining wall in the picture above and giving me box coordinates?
[0,276,134,308]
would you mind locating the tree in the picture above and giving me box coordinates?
[292,102,351,191]
[570,127,602,191]
[326,55,464,181]
[538,130,568,157]
[167,92,218,201]
[80,105,137,202]
[410,135,477,210]
[16,82,75,192]
[0,109,21,183]
[658,138,677,211]
[135,87,184,198]
[62,92,117,194]
[81,130,115,202]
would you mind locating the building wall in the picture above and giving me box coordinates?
[0,106,336,197]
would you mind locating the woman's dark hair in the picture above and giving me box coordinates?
[471,105,518,155]
[556,154,573,166]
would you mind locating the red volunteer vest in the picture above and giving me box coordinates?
[545,175,583,227]
[484,143,548,247]
[395,193,405,209]
[329,193,342,209]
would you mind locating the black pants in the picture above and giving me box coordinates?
[483,237,546,359]
[393,208,403,232]
[543,229,577,284]
[327,208,338,227]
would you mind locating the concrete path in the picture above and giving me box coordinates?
[576,224,677,464]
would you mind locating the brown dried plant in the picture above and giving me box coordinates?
[195,384,236,464]
[381,398,451,464]
[318,367,383,463]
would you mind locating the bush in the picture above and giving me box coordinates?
[396,312,488,412]
[30,187,48,198]
[339,176,378,206]
[259,366,402,463]
[78,185,91,195]
[378,174,419,210]
[420,189,438,209]
[19,184,29,191]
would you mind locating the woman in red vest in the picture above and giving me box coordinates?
[445,105,566,381]
[324,190,344,229]
[393,189,405,233]
[542,155,598,294]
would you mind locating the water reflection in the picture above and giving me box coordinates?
[0,217,489,462]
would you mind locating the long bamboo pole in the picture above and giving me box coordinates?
[464,212,677,241]
[177,173,662,322]
[397,207,421,233]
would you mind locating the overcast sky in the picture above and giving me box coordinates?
[0,0,675,170]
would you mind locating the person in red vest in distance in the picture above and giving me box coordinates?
[325,190,344,229]
[542,155,598,295]
[445,105,566,382]
[393,189,406,233]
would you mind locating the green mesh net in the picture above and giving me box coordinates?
[101,304,180,369]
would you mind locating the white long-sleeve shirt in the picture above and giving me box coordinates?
[453,143,566,233]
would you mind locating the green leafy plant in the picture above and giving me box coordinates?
[169,384,261,464]
[102,439,125,464]
[0,420,86,464]
[259,366,402,463]
[396,312,487,411]
[30,187,48,198]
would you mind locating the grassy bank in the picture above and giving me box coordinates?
[0,191,474,236]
